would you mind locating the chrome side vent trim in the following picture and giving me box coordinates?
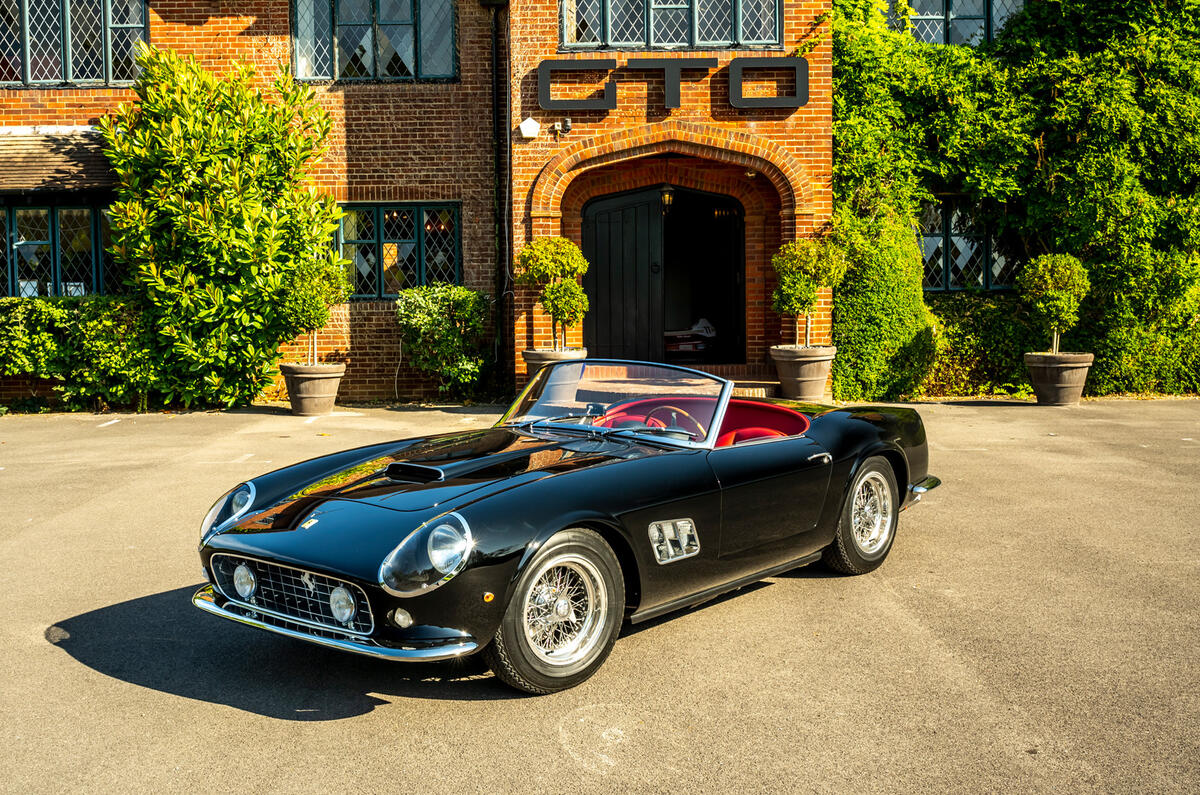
[648,519,700,565]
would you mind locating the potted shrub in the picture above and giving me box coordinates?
[1017,254,1093,405]
[395,284,492,397]
[769,238,846,400]
[515,236,590,372]
[278,254,352,416]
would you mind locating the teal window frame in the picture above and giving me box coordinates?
[919,198,1014,292]
[291,0,458,82]
[893,1,1022,46]
[0,0,148,86]
[337,203,462,300]
[561,0,782,49]
[2,201,113,297]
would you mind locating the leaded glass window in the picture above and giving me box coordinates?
[337,204,460,298]
[562,0,780,48]
[920,199,1014,291]
[893,1,1023,46]
[2,202,113,297]
[0,0,145,85]
[294,0,457,80]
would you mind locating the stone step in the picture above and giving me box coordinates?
[732,381,779,398]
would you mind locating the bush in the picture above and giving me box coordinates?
[919,293,1038,397]
[771,237,846,347]
[0,297,159,410]
[830,210,937,401]
[395,284,492,396]
[99,45,344,407]
[1015,254,1090,354]
[514,237,590,351]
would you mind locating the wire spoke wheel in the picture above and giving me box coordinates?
[851,470,893,556]
[521,553,608,668]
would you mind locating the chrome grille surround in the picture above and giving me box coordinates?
[210,553,374,636]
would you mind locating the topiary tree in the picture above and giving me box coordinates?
[100,44,346,407]
[514,237,590,351]
[395,284,492,395]
[771,237,846,347]
[1015,254,1091,355]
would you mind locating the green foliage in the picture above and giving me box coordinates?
[1015,254,1090,350]
[830,210,937,400]
[920,293,1038,397]
[772,238,846,346]
[395,284,492,396]
[0,297,159,410]
[99,44,345,407]
[515,236,590,350]
[829,0,1200,396]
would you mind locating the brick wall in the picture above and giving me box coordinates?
[508,0,834,383]
[1,1,498,402]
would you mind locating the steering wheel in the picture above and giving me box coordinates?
[644,405,706,439]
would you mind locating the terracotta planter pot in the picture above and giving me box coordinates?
[1024,352,1093,406]
[522,348,587,374]
[279,362,346,416]
[770,345,836,401]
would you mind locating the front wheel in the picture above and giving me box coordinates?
[822,456,900,575]
[483,528,624,694]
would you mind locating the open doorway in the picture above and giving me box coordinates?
[581,185,745,364]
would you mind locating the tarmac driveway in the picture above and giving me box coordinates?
[0,399,1197,792]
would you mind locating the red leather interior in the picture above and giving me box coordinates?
[593,395,810,447]
[716,426,786,447]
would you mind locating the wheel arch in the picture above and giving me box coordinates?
[511,515,642,616]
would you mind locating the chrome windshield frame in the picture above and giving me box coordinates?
[497,359,734,451]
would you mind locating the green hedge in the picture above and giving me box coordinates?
[0,297,159,410]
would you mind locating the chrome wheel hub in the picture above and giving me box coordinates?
[851,471,893,557]
[523,553,608,668]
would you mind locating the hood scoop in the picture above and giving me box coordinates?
[385,462,446,483]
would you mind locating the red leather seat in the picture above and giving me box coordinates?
[716,426,786,447]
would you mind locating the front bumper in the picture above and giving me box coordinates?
[192,585,478,662]
[903,475,941,509]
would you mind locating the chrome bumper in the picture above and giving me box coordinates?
[192,585,478,662]
[904,475,941,509]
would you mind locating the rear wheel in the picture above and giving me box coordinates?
[822,456,899,575]
[483,528,624,694]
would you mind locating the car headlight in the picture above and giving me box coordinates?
[378,512,474,597]
[200,482,256,542]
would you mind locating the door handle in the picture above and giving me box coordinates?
[807,452,832,464]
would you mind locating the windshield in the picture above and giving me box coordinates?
[500,361,729,444]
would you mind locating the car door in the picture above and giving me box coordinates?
[707,435,833,572]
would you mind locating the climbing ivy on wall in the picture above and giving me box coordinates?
[830,0,1200,398]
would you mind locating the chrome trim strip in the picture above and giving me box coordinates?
[192,586,478,662]
[209,552,376,636]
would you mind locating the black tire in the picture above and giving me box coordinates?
[483,528,624,694]
[822,456,900,575]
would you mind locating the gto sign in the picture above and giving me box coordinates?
[537,57,809,111]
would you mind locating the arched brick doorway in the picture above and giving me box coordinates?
[559,155,784,381]
[581,183,746,365]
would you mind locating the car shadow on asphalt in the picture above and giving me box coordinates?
[46,586,517,720]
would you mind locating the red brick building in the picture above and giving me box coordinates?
[0,0,831,401]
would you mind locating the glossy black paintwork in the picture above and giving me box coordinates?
[199,398,931,652]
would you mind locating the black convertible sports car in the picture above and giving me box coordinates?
[194,360,940,693]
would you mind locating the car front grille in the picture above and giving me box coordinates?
[210,553,374,636]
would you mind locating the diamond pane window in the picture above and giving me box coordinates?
[920,199,1011,291]
[295,0,456,80]
[337,205,460,298]
[0,0,145,85]
[3,202,112,297]
[892,0,1022,45]
[562,0,779,48]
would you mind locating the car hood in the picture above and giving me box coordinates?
[223,426,653,534]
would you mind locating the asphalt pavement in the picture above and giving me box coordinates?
[0,398,1197,793]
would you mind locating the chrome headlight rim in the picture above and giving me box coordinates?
[200,482,257,544]
[378,511,474,598]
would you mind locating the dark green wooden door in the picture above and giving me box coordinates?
[581,189,664,360]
